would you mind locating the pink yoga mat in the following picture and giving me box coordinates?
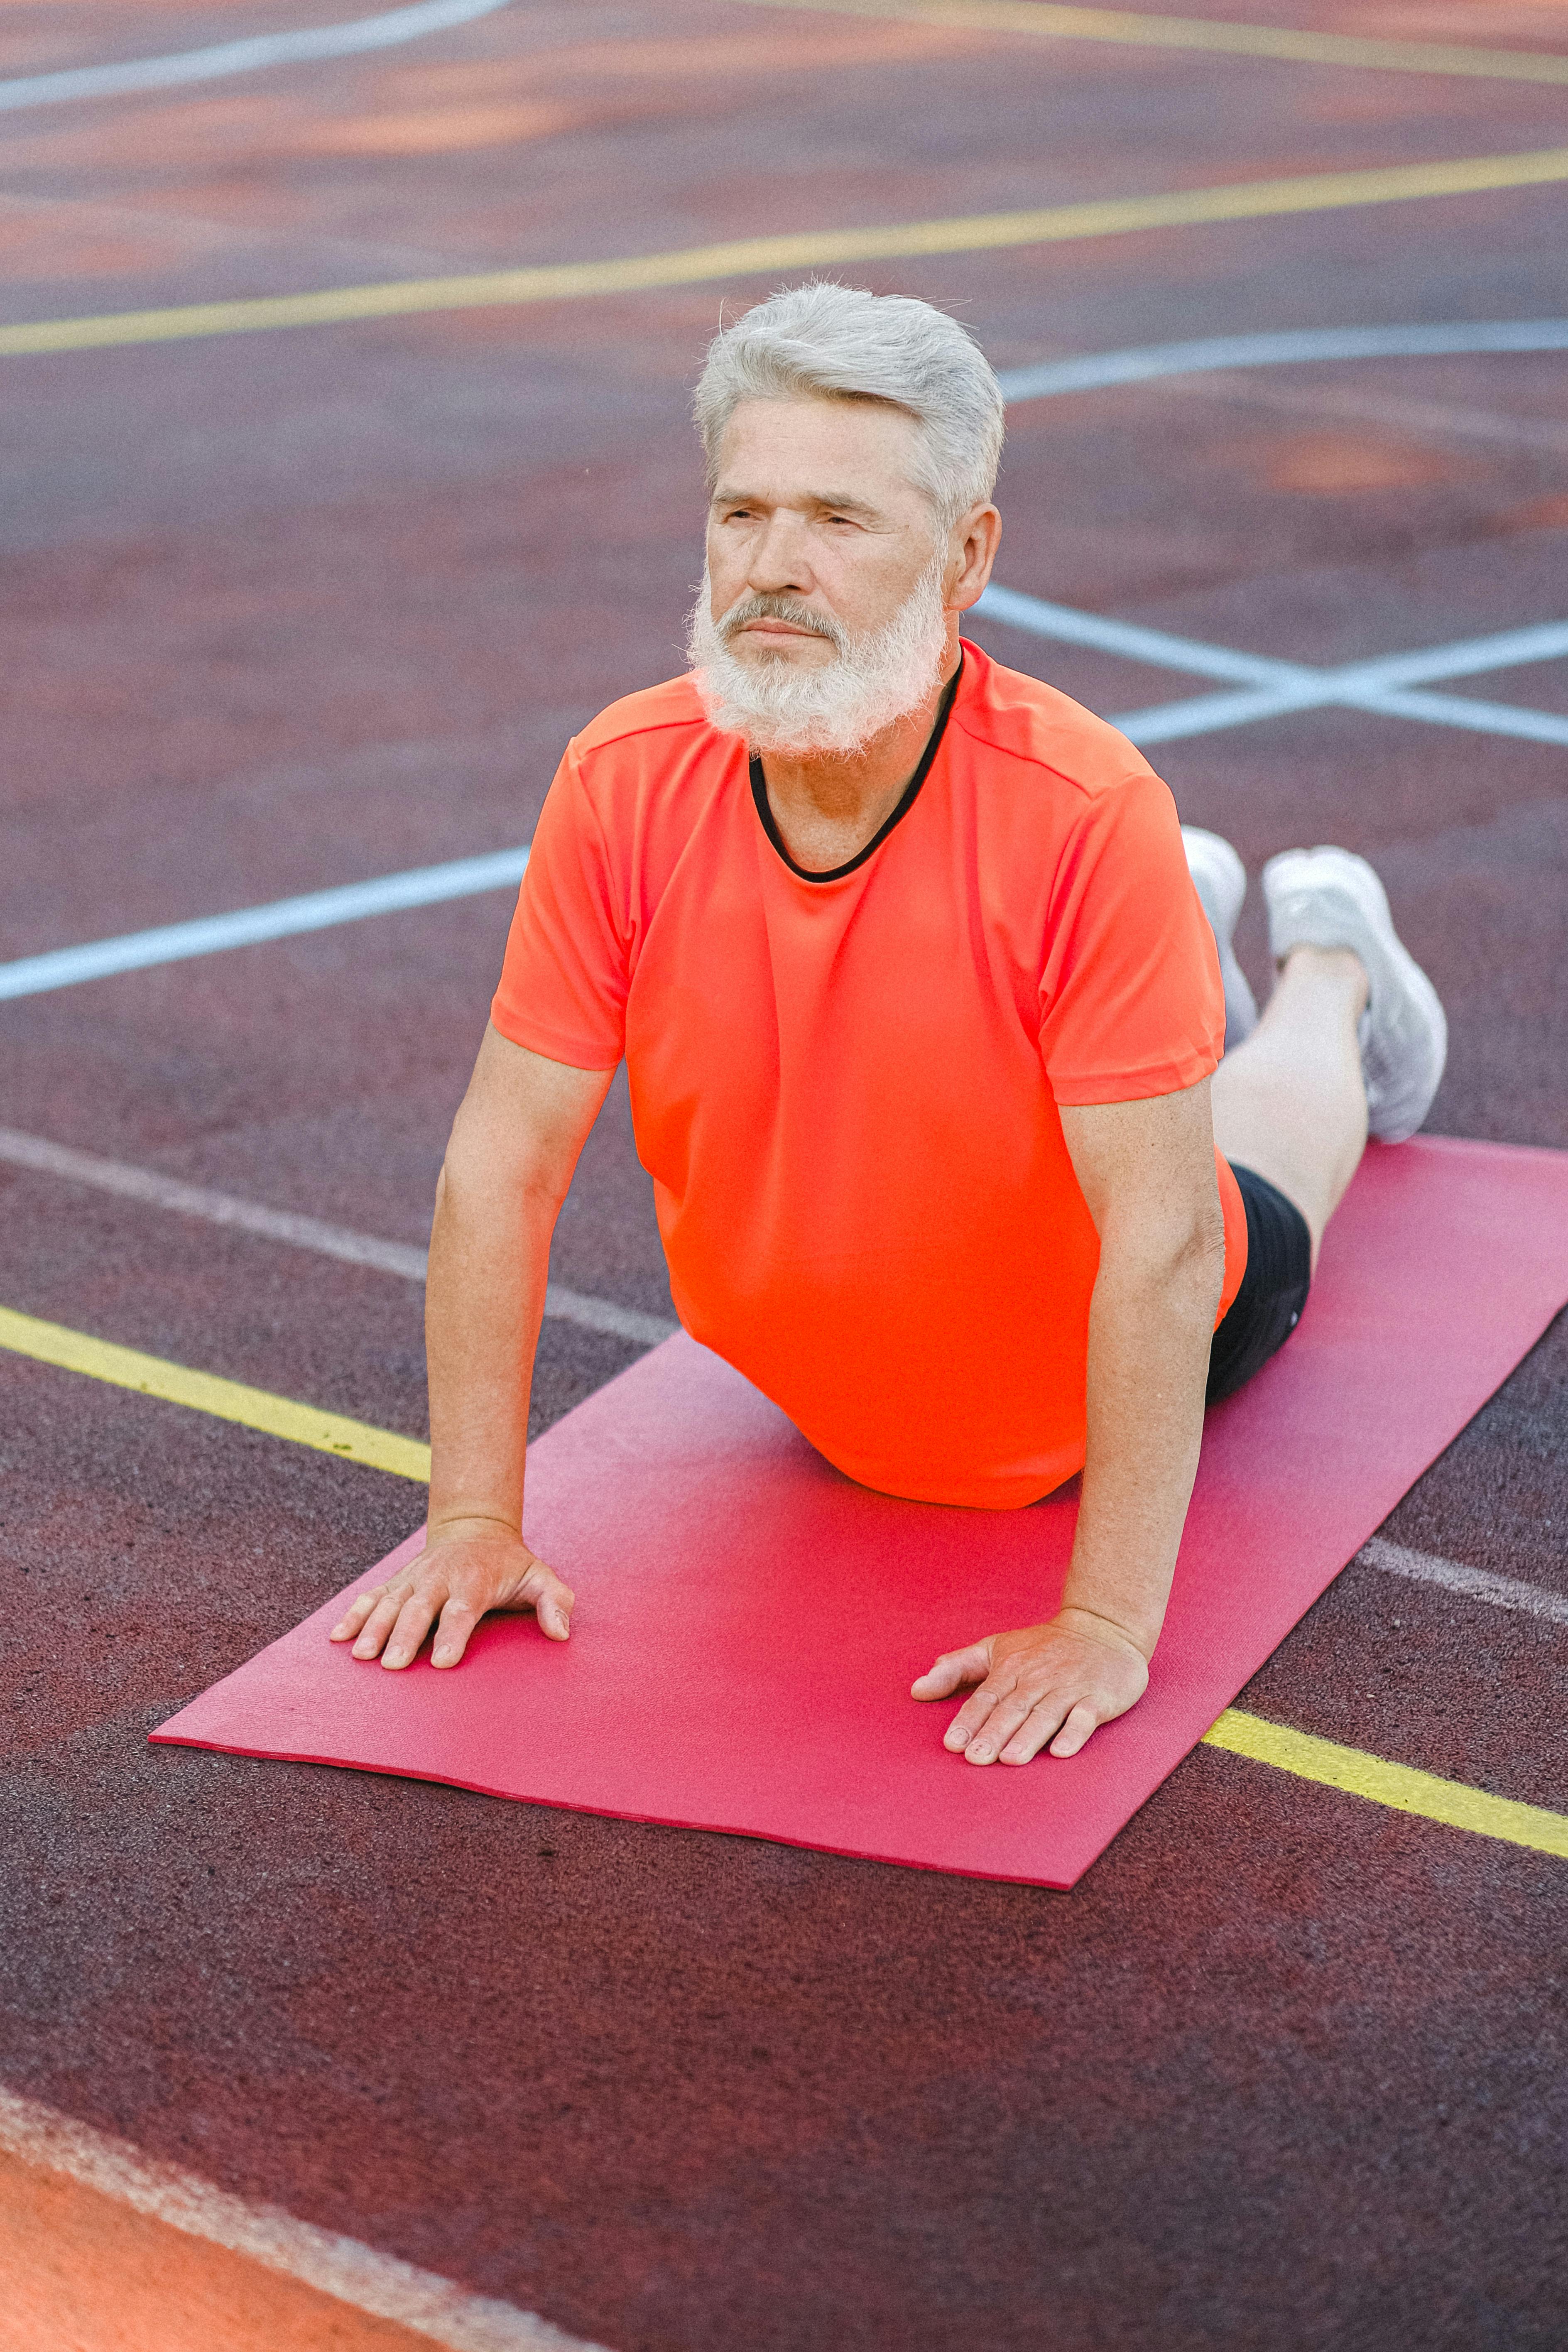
[154,1139,1568,1886]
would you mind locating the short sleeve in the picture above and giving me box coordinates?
[1038,767,1225,1105]
[490,744,629,1069]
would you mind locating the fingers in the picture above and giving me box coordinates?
[999,1698,1078,1766]
[331,1545,576,1670]
[1048,1702,1101,1760]
[960,1686,1085,1766]
[910,1640,992,1701]
[338,1566,439,1669]
[347,1584,416,1661]
[379,1590,441,1671]
[431,1598,479,1671]
[506,1562,575,1644]
[329,1583,390,1642]
[952,1683,1053,1765]
[427,1566,574,1664]
[943,1683,998,1753]
[533,1578,573,1642]
[926,1617,1150,1765]
[961,1681,1112,1765]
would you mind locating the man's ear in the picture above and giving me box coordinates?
[948,503,1002,612]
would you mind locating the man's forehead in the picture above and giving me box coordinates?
[721,390,919,442]
[714,397,924,493]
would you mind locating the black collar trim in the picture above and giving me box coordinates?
[749,655,963,884]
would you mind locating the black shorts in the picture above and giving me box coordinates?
[1206,1164,1313,1406]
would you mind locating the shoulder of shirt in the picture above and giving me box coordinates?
[565,674,711,765]
[952,642,1160,803]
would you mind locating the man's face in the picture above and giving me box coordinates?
[705,396,946,665]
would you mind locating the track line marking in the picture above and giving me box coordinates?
[0,1305,432,1482]
[992,318,1568,401]
[0,1126,679,1349]
[0,1153,1560,1624]
[0,0,511,111]
[1358,1534,1568,1627]
[2,325,1562,1003]
[735,0,1568,86]
[5,151,1568,357]
[4,604,1563,1007]
[1204,1710,1568,1858]
[1363,686,1568,748]
[0,2083,605,2352]
[3,1304,1561,1853]
[976,584,1299,688]
[976,590,1568,748]
[0,845,529,1001]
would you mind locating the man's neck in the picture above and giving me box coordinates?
[756,642,962,876]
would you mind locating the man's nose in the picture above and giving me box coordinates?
[745,512,813,595]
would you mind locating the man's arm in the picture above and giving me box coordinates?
[911,1078,1226,1761]
[330,1023,615,1669]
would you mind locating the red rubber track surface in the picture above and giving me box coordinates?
[1,2,1566,2345]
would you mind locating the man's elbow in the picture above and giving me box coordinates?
[1189,1193,1229,1323]
[435,1125,565,1230]
[1099,1193,1227,1322]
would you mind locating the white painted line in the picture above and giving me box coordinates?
[0,2081,608,2349]
[7,604,1565,1001]
[0,846,529,1002]
[985,318,1568,750]
[1120,679,1568,750]
[6,603,1565,1005]
[0,0,512,110]
[1109,682,1322,746]
[1116,679,1568,750]
[978,586,1568,748]
[1337,618,1568,693]
[3,324,1562,1002]
[1367,687,1568,749]
[973,583,1298,688]
[993,318,1568,403]
[1359,1535,1568,1626]
[975,593,1568,700]
[537,1287,676,1350]
[0,1127,677,1350]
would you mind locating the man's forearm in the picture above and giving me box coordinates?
[1060,1230,1223,1657]
[424,1158,555,1535]
[328,1030,610,1671]
[918,1085,1226,1764]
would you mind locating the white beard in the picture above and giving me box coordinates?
[685,557,951,756]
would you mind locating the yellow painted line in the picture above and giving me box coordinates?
[0,1305,430,1483]
[2,1303,1563,1857]
[5,146,1568,356]
[1205,1708,1568,1859]
[739,0,1568,86]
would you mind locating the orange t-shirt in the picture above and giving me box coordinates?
[492,641,1246,1509]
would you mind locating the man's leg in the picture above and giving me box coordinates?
[1211,945,1368,1268]
[1182,826,1259,1049]
[1186,835,1449,1261]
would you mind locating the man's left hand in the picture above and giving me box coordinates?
[911,1612,1150,1763]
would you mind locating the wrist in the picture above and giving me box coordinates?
[425,1507,523,1541]
[1054,1602,1159,1665]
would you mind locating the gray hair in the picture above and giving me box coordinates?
[693,282,1004,529]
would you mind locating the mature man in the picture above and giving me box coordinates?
[333,284,1447,1766]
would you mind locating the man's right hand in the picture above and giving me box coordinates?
[328,1519,574,1670]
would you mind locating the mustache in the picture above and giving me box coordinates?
[715,592,848,652]
[688,553,949,757]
